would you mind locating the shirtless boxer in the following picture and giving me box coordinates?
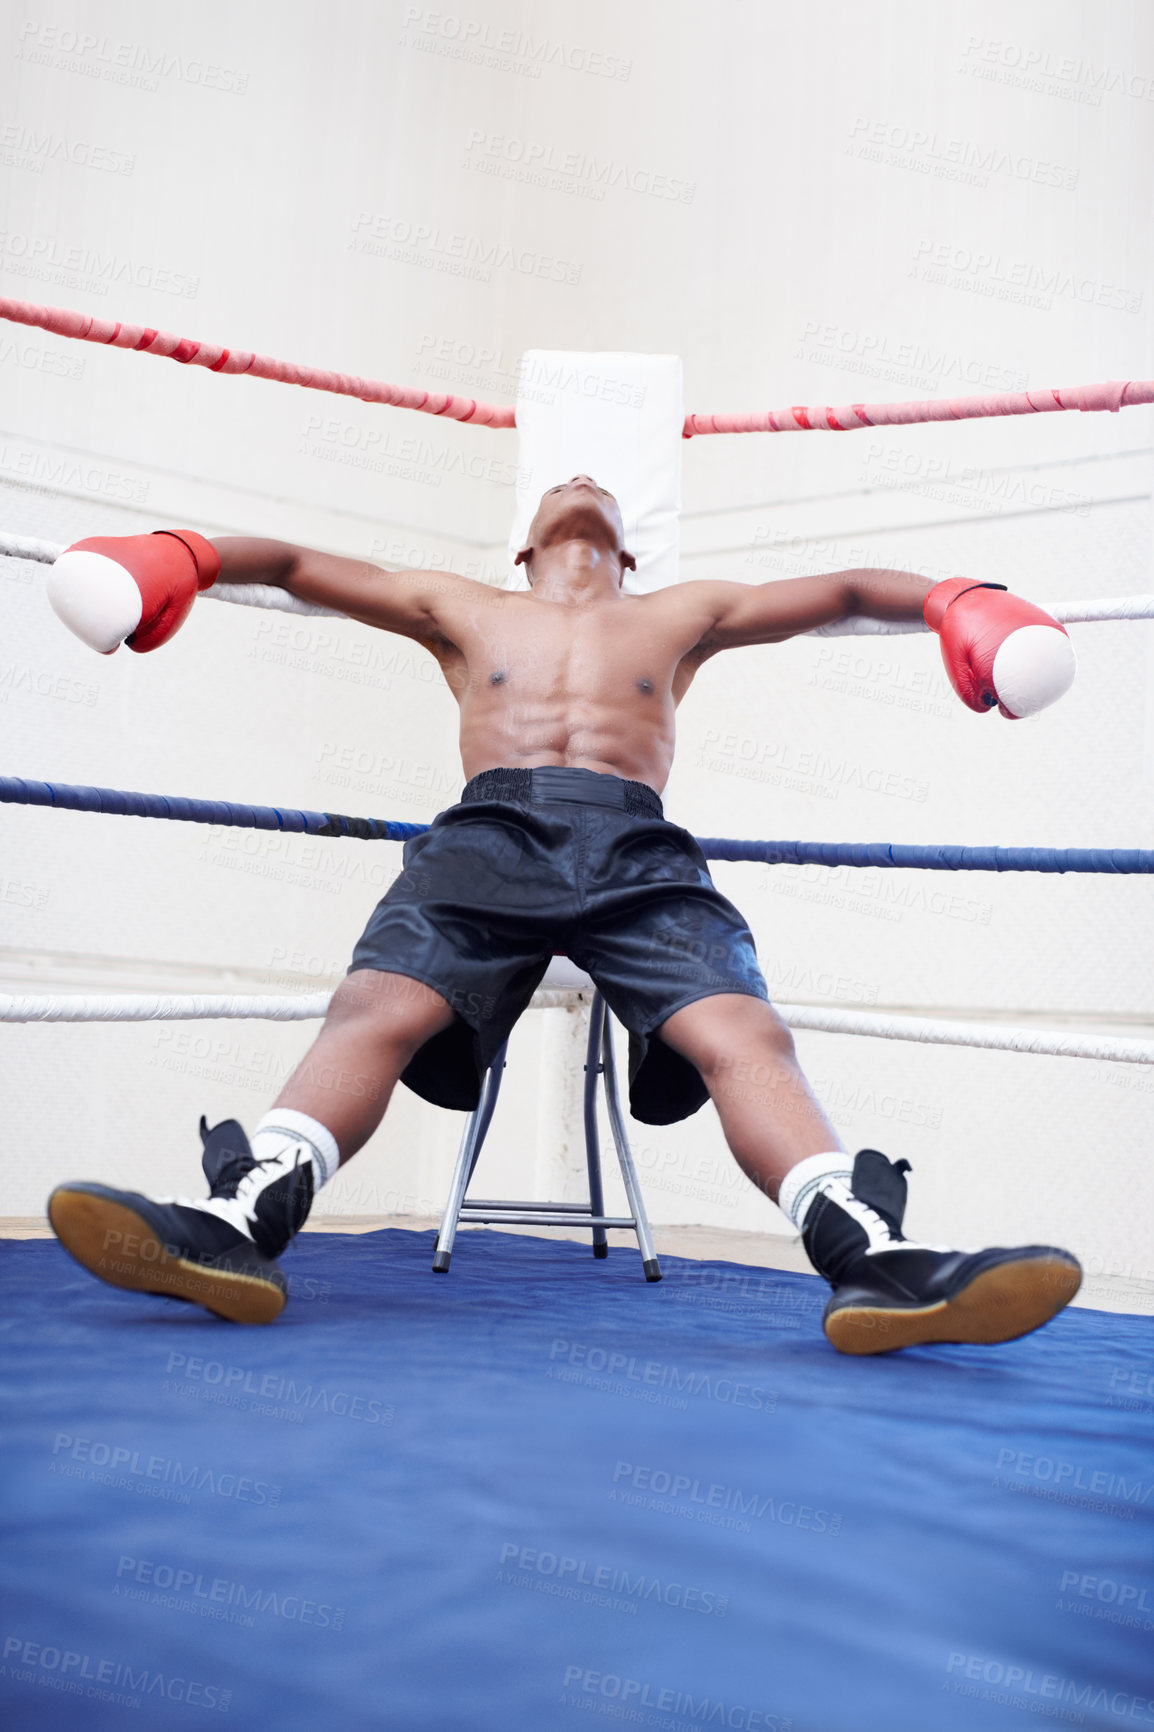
[46,477,1082,1351]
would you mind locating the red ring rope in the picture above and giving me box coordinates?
[0,296,513,427]
[2,296,1151,437]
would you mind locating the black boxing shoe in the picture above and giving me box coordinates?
[801,1148,1082,1355]
[48,1117,314,1325]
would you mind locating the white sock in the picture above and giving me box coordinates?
[252,1110,341,1189]
[778,1152,852,1232]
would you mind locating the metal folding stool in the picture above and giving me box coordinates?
[432,989,662,1281]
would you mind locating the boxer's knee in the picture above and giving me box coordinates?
[661,993,797,1079]
[325,970,454,1062]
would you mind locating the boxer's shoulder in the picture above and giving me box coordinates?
[631,579,734,657]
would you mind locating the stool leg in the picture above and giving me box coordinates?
[467,1040,509,1184]
[600,1007,662,1281]
[583,996,609,1258]
[432,1042,509,1272]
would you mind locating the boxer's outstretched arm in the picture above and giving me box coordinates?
[684,567,934,652]
[210,536,480,641]
[682,567,1075,718]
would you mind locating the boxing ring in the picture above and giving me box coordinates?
[2,303,1154,1251]
[3,302,1154,1731]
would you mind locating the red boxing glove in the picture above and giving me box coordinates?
[46,530,221,654]
[924,577,1076,720]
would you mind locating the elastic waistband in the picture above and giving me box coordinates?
[461,766,663,818]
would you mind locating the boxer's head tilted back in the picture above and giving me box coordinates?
[514,476,637,590]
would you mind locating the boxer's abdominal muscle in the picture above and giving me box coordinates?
[427,591,703,795]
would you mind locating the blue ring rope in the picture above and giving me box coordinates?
[1,776,1151,872]
[695,837,1154,873]
[0,777,426,842]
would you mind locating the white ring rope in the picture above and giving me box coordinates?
[776,1003,1154,1066]
[810,596,1154,634]
[1,990,1149,1066]
[0,992,332,1022]
[0,988,587,1022]
[1,529,67,564]
[201,581,339,618]
[2,528,1153,631]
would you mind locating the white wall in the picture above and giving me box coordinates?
[1,0,1152,1293]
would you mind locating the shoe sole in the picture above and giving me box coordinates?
[824,1254,1082,1356]
[48,1189,286,1325]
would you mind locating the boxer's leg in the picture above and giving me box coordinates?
[48,970,455,1323]
[657,993,841,1201]
[269,969,456,1160]
[658,992,1081,1353]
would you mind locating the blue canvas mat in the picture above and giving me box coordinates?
[1,1227,1152,1731]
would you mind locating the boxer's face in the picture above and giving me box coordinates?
[516,476,636,581]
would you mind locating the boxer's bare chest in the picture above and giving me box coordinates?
[425,591,706,712]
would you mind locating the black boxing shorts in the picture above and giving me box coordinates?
[347,765,770,1125]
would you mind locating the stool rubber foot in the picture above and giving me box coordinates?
[643,1259,662,1282]
[593,1242,609,1258]
[432,1251,451,1273]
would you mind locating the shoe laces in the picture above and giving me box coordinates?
[843,1191,947,1257]
[827,1180,907,1250]
[211,1151,278,1200]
